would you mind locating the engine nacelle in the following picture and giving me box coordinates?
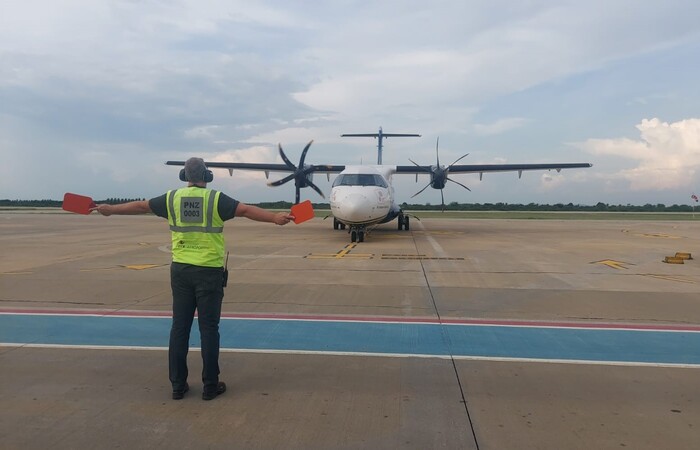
[429,166,448,189]
[298,169,314,188]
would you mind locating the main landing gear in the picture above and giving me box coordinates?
[332,215,409,243]
[397,213,410,231]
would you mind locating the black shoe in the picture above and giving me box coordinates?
[202,382,226,401]
[172,382,189,400]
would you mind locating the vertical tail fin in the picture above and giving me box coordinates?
[341,127,420,164]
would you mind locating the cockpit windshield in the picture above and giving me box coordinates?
[332,174,388,188]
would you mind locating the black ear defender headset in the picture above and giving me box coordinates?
[179,167,214,183]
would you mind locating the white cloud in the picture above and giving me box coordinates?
[184,125,223,140]
[208,146,279,184]
[76,149,143,183]
[211,146,278,165]
[575,118,700,190]
[1,1,699,205]
[292,1,700,124]
[473,118,529,136]
[539,172,564,190]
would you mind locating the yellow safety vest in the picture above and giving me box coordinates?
[166,187,225,267]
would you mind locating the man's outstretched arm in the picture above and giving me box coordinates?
[235,202,294,225]
[91,200,152,216]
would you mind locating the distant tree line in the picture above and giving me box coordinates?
[258,200,699,212]
[402,201,699,212]
[1,199,698,212]
[0,198,145,207]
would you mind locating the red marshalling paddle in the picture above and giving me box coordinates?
[62,193,96,215]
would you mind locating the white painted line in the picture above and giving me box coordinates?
[0,312,172,319]
[415,220,448,257]
[0,343,169,351]
[3,343,699,369]
[450,355,700,369]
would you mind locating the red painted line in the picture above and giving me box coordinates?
[0,308,172,318]
[223,312,441,324]
[1,307,699,332]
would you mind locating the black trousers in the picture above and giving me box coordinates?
[169,262,224,391]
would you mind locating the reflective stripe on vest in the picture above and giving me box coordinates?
[166,187,225,267]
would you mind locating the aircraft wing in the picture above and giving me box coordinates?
[166,159,346,204]
[166,161,346,174]
[395,162,592,176]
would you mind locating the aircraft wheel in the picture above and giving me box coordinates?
[340,223,346,230]
[358,230,365,242]
[404,216,410,231]
[351,230,357,243]
[398,215,404,230]
[333,218,339,230]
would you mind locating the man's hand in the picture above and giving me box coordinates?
[273,212,295,225]
[90,204,114,216]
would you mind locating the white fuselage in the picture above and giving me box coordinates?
[330,166,399,226]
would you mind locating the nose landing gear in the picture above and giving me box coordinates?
[350,226,366,243]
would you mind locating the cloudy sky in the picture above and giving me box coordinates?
[1,0,699,206]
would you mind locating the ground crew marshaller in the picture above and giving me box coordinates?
[91,157,294,400]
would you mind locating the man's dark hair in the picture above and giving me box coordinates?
[184,157,208,182]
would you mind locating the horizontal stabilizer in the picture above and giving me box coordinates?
[341,133,421,138]
[341,128,421,164]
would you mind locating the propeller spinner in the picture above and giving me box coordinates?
[409,137,471,210]
[267,140,325,204]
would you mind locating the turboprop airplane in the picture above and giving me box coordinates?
[166,128,592,243]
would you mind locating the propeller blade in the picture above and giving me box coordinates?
[408,158,431,172]
[447,177,471,191]
[448,153,470,168]
[306,180,326,199]
[411,182,432,198]
[435,137,440,167]
[440,189,445,211]
[267,172,296,187]
[298,140,314,167]
[274,141,318,204]
[278,144,296,168]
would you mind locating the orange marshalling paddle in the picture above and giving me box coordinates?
[290,200,314,224]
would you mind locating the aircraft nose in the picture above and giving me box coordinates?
[341,193,373,221]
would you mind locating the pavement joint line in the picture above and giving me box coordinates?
[412,219,479,449]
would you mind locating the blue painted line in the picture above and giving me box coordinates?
[0,314,171,348]
[2,314,700,366]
